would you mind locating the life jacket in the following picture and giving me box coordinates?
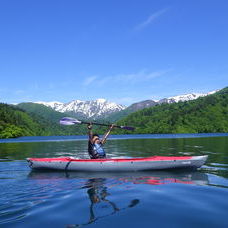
[93,143,105,157]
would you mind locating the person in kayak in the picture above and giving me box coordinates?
[87,123,114,159]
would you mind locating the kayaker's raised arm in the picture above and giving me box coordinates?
[87,123,93,142]
[101,124,115,144]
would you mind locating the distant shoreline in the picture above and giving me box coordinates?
[0,133,228,144]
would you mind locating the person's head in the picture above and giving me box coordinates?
[92,134,100,144]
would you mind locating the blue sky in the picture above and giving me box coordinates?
[0,0,227,106]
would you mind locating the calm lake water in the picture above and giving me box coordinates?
[0,134,228,228]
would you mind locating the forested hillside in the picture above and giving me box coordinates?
[0,103,84,138]
[115,87,228,134]
[17,102,68,123]
[0,103,45,138]
[16,102,90,135]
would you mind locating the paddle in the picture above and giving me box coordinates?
[60,117,135,131]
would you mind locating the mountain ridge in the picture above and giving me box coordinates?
[35,99,125,119]
[32,89,219,120]
[114,87,228,134]
[1,88,226,139]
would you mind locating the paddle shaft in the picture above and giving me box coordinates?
[81,121,123,129]
[59,117,134,130]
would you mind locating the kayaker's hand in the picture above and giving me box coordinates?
[110,124,115,130]
[87,123,92,130]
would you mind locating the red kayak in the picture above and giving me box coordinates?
[27,155,208,172]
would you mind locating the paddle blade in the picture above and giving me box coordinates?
[120,126,135,131]
[60,117,82,125]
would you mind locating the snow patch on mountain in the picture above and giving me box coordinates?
[34,89,220,119]
[35,99,125,119]
[35,101,64,109]
[157,90,219,104]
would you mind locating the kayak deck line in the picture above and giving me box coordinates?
[27,156,194,163]
[27,155,208,171]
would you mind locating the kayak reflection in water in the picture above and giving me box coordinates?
[87,123,114,159]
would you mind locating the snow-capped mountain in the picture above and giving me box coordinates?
[34,89,219,120]
[35,101,63,109]
[157,90,219,104]
[35,99,125,119]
